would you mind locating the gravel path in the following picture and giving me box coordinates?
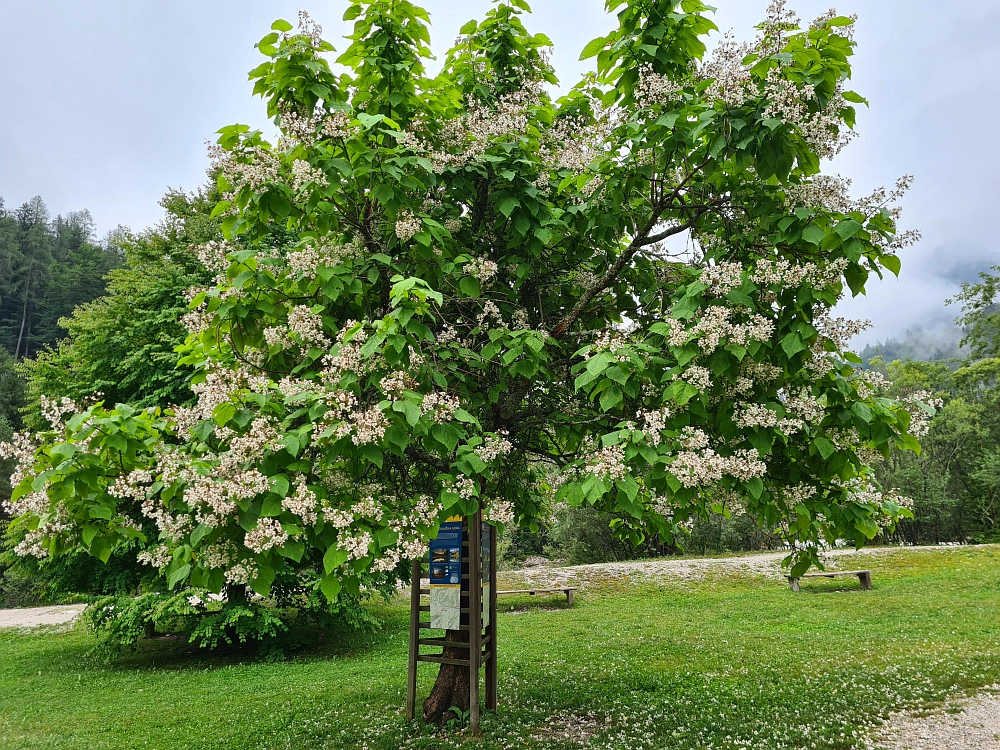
[0,603,87,629]
[498,545,957,590]
[872,689,1000,749]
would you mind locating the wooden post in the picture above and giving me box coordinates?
[788,577,800,592]
[485,519,497,711]
[468,512,482,734]
[406,513,498,727]
[858,571,872,590]
[405,558,421,721]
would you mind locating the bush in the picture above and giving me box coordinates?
[82,568,390,660]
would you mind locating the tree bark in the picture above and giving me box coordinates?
[422,628,471,725]
[14,292,28,359]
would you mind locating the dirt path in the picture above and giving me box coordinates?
[498,544,964,590]
[872,688,1000,749]
[0,603,87,629]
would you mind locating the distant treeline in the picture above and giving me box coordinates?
[0,196,122,359]
[861,324,966,366]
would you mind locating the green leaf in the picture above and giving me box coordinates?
[833,219,863,241]
[497,197,519,218]
[321,574,342,602]
[250,564,275,596]
[881,254,901,276]
[813,437,836,460]
[167,563,192,589]
[459,276,481,298]
[579,35,607,60]
[271,19,293,32]
[324,545,349,574]
[190,523,211,547]
[356,112,386,129]
[802,223,826,245]
[431,422,461,453]
[789,559,812,578]
[781,332,806,358]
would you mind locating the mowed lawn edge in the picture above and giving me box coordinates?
[1,546,998,750]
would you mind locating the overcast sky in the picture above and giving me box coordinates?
[2,0,998,346]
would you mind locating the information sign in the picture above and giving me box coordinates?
[429,517,463,629]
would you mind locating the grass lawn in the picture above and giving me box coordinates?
[1,546,998,750]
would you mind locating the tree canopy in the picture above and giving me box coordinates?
[3,0,927,611]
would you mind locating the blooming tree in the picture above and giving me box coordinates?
[3,0,927,721]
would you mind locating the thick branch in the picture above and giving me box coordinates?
[549,214,703,339]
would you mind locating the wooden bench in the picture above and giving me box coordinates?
[497,587,577,606]
[788,570,872,592]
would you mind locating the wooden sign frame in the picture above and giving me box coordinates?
[406,510,497,732]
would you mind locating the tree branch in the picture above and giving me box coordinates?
[549,213,704,339]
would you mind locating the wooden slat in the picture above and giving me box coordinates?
[417,622,469,631]
[497,587,577,595]
[798,570,871,578]
[418,638,470,649]
[406,559,421,722]
[417,654,471,667]
[486,520,497,711]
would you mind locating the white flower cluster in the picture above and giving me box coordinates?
[475,433,512,463]
[700,31,753,108]
[587,327,634,362]
[200,540,238,570]
[333,406,389,446]
[295,10,323,47]
[321,321,371,380]
[194,241,233,274]
[751,257,849,292]
[634,63,684,109]
[321,111,356,140]
[700,262,743,296]
[783,389,826,424]
[465,257,498,284]
[208,142,281,193]
[341,532,373,561]
[379,371,415,399]
[586,444,629,482]
[290,159,328,193]
[107,469,154,502]
[421,392,460,423]
[683,306,775,354]
[733,403,803,433]
[282,481,319,525]
[483,498,515,525]
[669,447,767,488]
[0,432,42,515]
[854,369,889,400]
[680,365,713,392]
[901,390,942,438]
[395,211,422,242]
[224,560,258,585]
[743,360,783,383]
[245,517,289,554]
[640,407,674,446]
[427,82,543,172]
[137,544,172,570]
[813,313,871,351]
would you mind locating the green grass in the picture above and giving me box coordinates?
[2,546,999,750]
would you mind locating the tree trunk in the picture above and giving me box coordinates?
[422,628,471,725]
[14,292,28,359]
